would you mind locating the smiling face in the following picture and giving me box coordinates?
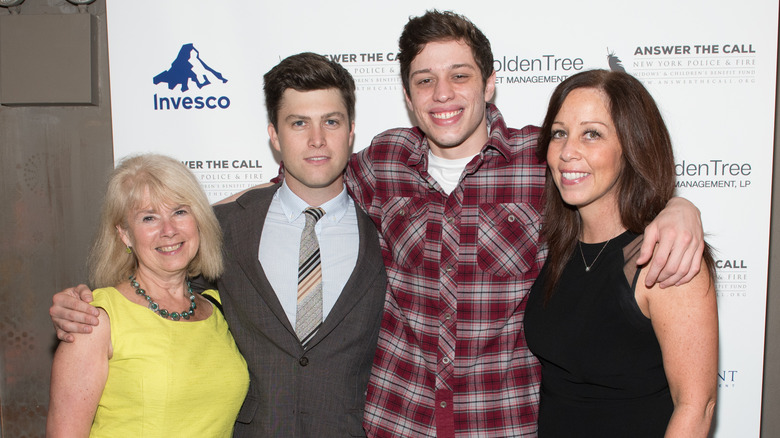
[404,39,496,159]
[546,87,624,222]
[269,88,355,206]
[117,189,200,280]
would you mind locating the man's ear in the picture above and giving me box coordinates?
[348,120,356,149]
[268,123,281,153]
[484,70,497,102]
[403,87,414,112]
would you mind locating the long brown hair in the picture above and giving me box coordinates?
[537,69,712,299]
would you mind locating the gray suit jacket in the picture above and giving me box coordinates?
[203,184,386,437]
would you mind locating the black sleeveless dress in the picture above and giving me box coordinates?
[525,231,673,437]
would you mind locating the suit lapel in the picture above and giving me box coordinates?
[227,185,300,347]
[309,203,384,346]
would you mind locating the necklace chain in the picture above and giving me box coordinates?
[129,275,196,320]
[578,238,612,272]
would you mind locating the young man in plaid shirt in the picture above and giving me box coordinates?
[350,10,705,437]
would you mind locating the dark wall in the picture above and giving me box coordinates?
[0,1,113,436]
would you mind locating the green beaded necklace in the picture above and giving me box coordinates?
[129,274,196,321]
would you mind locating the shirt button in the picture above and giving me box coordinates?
[442,357,450,365]
[398,209,406,216]
[299,357,309,366]
[508,215,516,223]
[444,313,451,321]
[440,401,447,408]
[446,216,454,223]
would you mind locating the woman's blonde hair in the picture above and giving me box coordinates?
[88,154,223,288]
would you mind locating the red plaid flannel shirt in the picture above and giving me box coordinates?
[347,104,546,437]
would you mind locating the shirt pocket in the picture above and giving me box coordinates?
[477,203,541,277]
[380,196,428,269]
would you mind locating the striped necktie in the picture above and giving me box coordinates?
[296,207,325,346]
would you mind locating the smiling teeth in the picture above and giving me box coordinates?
[432,110,462,119]
[562,172,589,180]
[158,243,182,252]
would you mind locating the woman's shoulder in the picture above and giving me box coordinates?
[635,254,715,321]
[200,289,221,304]
[90,286,121,307]
[199,289,224,320]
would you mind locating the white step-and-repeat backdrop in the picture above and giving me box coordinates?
[105,1,778,435]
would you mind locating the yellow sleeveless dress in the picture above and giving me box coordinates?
[88,287,248,437]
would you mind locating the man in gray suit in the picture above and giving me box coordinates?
[50,53,387,437]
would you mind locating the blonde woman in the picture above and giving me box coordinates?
[47,154,248,437]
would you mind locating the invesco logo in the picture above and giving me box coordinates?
[153,95,230,110]
[152,43,230,111]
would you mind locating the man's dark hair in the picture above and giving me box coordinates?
[398,10,494,94]
[264,52,356,128]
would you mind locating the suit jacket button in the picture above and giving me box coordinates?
[299,356,309,366]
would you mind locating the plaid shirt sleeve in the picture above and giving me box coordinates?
[346,146,377,222]
[353,105,546,438]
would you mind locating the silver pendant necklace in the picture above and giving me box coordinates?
[578,238,612,272]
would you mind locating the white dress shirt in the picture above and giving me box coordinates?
[258,181,360,326]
